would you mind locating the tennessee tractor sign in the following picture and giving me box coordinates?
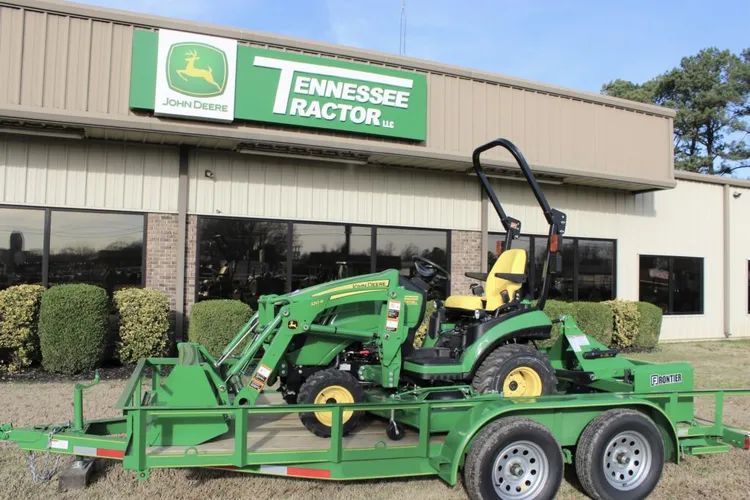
[130,29,426,140]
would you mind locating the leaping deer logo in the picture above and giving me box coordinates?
[176,49,222,91]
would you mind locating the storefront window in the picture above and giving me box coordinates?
[0,207,44,289]
[639,255,703,314]
[487,234,531,270]
[577,239,615,301]
[197,217,451,305]
[291,224,371,290]
[490,233,615,301]
[198,218,287,307]
[48,211,144,294]
[376,227,448,298]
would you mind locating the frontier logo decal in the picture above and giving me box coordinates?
[154,30,237,122]
[650,373,683,387]
[167,43,228,97]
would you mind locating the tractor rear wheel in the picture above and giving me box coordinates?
[472,344,557,397]
[298,368,363,437]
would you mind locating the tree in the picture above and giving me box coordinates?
[603,48,750,175]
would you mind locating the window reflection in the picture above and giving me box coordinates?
[291,224,371,290]
[198,218,287,308]
[490,232,615,301]
[639,255,703,315]
[577,239,614,301]
[49,211,143,294]
[0,208,44,289]
[376,227,448,298]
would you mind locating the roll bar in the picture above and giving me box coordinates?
[472,139,567,309]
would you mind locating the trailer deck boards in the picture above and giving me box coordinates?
[147,395,431,456]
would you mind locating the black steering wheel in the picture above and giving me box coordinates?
[413,256,450,282]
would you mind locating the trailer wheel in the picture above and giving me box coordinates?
[464,417,563,500]
[298,368,363,437]
[472,344,557,397]
[575,409,664,500]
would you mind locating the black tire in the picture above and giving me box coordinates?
[575,409,664,500]
[463,417,564,500]
[297,368,363,437]
[471,344,557,397]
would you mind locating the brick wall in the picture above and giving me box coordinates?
[145,213,179,308]
[184,215,198,316]
[450,230,483,296]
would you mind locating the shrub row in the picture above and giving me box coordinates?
[0,284,172,374]
[543,299,662,350]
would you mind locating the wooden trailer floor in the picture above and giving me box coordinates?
[148,393,429,456]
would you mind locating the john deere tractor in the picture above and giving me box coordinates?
[158,138,567,438]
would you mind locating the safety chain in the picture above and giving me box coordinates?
[26,451,61,483]
[25,425,66,483]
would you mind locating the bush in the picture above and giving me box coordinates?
[413,300,437,348]
[0,284,45,372]
[39,284,109,374]
[635,302,662,349]
[541,300,575,347]
[188,300,253,357]
[607,299,640,348]
[114,288,170,364]
[571,302,614,346]
[542,300,613,347]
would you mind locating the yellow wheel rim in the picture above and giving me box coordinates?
[313,385,354,426]
[502,367,543,397]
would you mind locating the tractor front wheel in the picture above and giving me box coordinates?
[472,344,557,397]
[298,368,363,437]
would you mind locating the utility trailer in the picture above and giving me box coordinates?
[3,320,749,500]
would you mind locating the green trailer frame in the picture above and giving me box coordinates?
[3,357,749,487]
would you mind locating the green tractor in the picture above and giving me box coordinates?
[171,138,567,438]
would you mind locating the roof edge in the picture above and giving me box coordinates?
[8,0,675,119]
[675,170,750,189]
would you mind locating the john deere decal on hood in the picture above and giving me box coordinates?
[130,29,427,140]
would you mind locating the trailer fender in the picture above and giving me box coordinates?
[434,398,679,486]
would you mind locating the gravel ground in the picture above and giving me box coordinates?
[1,340,748,500]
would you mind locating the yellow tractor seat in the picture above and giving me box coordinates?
[444,248,528,311]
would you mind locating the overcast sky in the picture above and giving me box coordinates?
[76,0,748,93]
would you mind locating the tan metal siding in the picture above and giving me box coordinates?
[188,150,481,230]
[729,185,750,338]
[486,179,730,341]
[0,3,674,190]
[0,137,179,212]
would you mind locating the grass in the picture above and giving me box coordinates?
[1,340,749,499]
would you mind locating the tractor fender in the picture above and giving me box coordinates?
[434,396,679,486]
[459,309,552,376]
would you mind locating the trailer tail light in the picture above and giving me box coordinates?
[744,435,750,450]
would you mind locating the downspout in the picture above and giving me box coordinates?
[723,184,731,338]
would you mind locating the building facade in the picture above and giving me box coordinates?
[0,0,748,341]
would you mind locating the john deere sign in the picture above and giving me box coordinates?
[130,29,427,140]
[152,30,237,121]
